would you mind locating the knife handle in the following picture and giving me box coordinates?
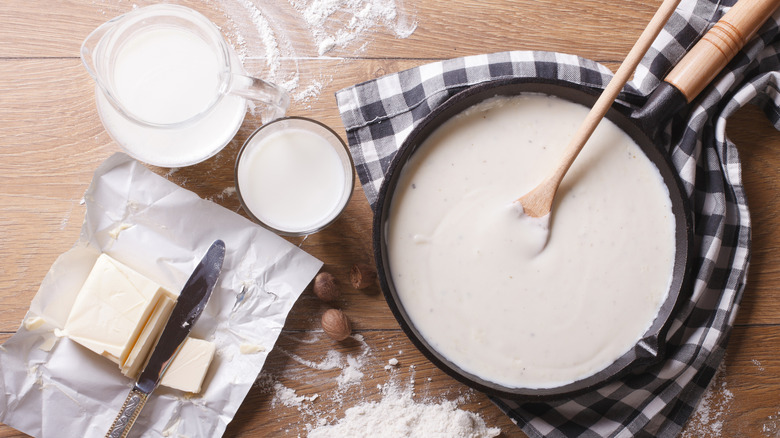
[105,388,148,438]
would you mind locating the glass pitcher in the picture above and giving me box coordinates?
[81,4,289,167]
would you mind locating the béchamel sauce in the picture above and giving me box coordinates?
[387,94,676,389]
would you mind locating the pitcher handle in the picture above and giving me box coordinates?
[228,74,290,123]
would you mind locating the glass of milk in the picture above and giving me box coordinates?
[81,4,289,168]
[235,117,355,236]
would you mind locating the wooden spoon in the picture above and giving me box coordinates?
[515,0,681,218]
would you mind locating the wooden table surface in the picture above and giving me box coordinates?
[2,0,779,437]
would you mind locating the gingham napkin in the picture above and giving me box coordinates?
[335,0,780,436]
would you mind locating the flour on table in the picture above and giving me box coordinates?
[212,0,416,103]
[337,354,366,386]
[681,361,734,437]
[307,379,500,438]
[255,333,500,437]
[222,186,237,197]
[384,357,399,370]
[763,411,780,437]
[280,333,370,392]
[289,0,418,55]
[274,382,320,407]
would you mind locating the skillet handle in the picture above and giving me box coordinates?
[664,0,780,103]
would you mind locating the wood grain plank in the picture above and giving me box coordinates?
[0,59,106,332]
[727,104,780,328]
[1,0,666,62]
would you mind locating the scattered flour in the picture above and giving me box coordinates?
[294,79,329,109]
[274,382,320,407]
[222,186,237,197]
[210,186,237,202]
[763,411,780,437]
[681,361,734,437]
[213,0,416,102]
[236,0,283,74]
[254,333,500,437]
[337,354,366,386]
[385,357,399,370]
[289,0,418,55]
[307,379,500,438]
[280,333,371,393]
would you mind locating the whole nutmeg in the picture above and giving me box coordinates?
[321,308,352,341]
[313,271,340,302]
[350,263,377,290]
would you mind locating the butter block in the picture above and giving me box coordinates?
[160,337,216,393]
[121,294,177,379]
[64,254,170,365]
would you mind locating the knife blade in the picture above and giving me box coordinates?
[105,239,226,438]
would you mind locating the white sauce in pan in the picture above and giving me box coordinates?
[387,94,676,389]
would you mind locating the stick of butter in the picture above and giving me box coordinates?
[64,254,171,365]
[121,294,177,379]
[160,337,216,394]
[64,253,217,394]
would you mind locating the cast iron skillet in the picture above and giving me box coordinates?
[373,78,694,400]
[371,0,778,401]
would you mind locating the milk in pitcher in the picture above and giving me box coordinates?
[96,25,247,167]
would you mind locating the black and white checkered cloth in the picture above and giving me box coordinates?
[335,0,780,436]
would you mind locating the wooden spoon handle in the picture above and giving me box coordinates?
[665,0,780,103]
[517,0,681,216]
[527,0,681,213]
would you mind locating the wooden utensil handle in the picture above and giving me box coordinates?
[547,0,681,193]
[516,0,680,217]
[665,0,780,102]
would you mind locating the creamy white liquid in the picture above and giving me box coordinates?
[387,95,676,389]
[237,128,348,233]
[98,26,246,167]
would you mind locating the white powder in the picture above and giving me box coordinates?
[222,186,237,198]
[213,0,416,102]
[290,0,417,55]
[337,355,365,386]
[294,78,331,109]
[285,348,346,371]
[307,380,500,438]
[215,0,302,94]
[281,334,371,392]
[60,214,70,230]
[384,357,399,370]
[273,382,320,407]
[236,0,282,73]
[681,361,734,437]
[255,333,500,437]
[763,411,780,437]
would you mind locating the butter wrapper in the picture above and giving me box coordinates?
[0,153,323,437]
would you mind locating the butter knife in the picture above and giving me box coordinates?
[106,239,226,438]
